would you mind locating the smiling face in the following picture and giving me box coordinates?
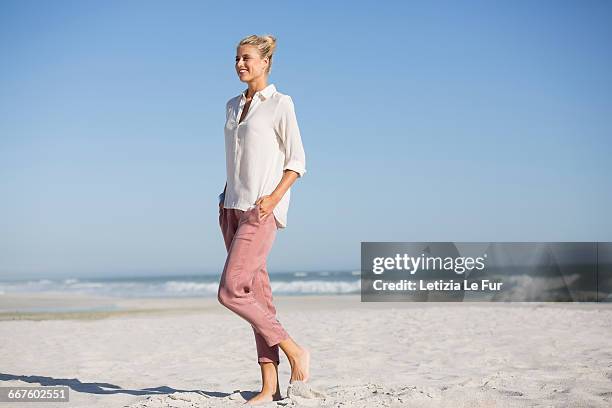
[235,45,269,83]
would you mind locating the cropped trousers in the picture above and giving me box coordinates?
[217,203,289,364]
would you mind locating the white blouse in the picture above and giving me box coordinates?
[220,83,307,229]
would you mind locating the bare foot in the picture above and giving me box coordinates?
[289,348,310,383]
[244,389,282,405]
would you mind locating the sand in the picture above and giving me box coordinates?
[1,293,611,407]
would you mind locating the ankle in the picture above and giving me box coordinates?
[288,346,305,363]
[259,387,277,396]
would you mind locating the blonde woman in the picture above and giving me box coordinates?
[217,34,310,405]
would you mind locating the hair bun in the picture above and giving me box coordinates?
[265,35,276,53]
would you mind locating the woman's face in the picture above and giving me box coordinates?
[235,45,268,83]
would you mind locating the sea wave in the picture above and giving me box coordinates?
[162,279,361,296]
[164,281,219,294]
[271,280,360,294]
[0,275,361,298]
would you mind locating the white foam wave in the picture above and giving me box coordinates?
[164,281,219,294]
[163,280,361,295]
[70,282,105,289]
[26,279,52,286]
[501,273,582,300]
[0,278,362,297]
[271,280,360,294]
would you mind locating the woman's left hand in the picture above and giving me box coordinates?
[255,194,280,221]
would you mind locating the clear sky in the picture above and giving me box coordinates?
[1,0,611,279]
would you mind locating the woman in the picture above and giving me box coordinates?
[217,34,310,405]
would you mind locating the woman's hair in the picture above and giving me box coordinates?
[237,34,277,74]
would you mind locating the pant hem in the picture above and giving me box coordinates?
[258,357,280,365]
[265,332,289,348]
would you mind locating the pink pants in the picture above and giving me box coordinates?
[217,203,289,364]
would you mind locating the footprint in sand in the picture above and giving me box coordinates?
[286,381,327,400]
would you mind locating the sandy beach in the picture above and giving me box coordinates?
[1,293,611,407]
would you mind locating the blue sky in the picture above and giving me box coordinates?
[1,0,611,279]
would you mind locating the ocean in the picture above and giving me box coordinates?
[0,270,361,298]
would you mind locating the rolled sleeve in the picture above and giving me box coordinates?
[276,95,307,177]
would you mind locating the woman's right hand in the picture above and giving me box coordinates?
[218,188,226,212]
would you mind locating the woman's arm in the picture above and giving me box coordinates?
[256,95,306,220]
[256,170,299,219]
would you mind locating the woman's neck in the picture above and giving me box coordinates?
[245,79,268,99]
